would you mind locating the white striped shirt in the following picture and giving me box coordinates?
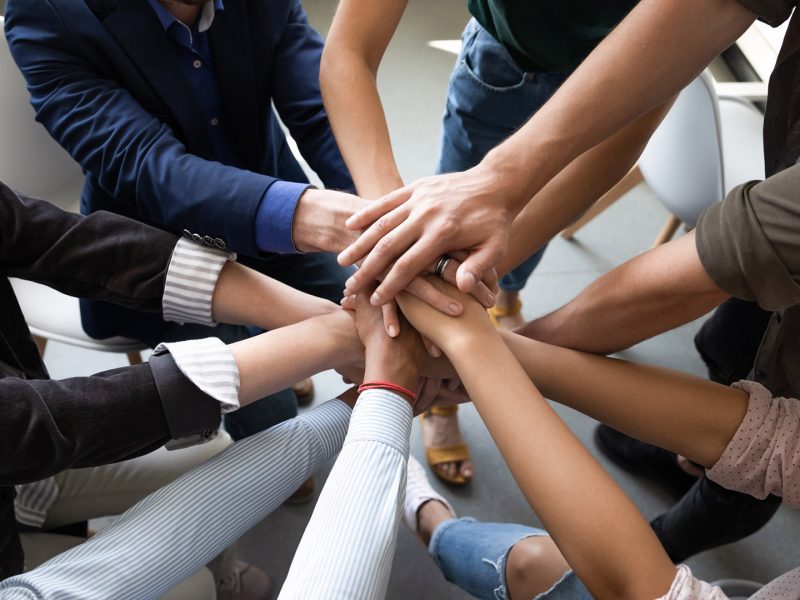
[280,389,413,599]
[0,400,352,599]
[15,239,237,528]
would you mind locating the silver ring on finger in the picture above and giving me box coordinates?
[435,255,451,279]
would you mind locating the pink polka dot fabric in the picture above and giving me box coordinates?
[657,565,727,599]
[706,380,800,507]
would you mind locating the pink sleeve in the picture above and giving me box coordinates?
[706,380,800,507]
[657,565,727,599]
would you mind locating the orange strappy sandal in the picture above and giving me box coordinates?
[420,405,472,486]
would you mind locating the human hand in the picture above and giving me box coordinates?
[292,188,370,254]
[338,165,520,305]
[359,249,498,341]
[396,276,495,351]
[351,284,426,402]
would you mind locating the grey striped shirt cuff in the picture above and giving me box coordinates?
[153,338,240,414]
[346,389,413,454]
[162,238,235,326]
[295,398,354,460]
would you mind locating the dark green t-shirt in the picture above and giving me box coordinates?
[467,0,639,72]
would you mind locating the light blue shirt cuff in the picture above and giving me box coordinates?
[255,180,311,254]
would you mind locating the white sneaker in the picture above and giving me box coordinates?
[403,456,455,532]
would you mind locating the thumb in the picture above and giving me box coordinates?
[456,241,505,294]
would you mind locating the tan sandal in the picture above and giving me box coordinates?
[292,377,315,407]
[420,405,472,486]
[487,298,522,329]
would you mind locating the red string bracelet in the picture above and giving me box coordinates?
[357,381,417,401]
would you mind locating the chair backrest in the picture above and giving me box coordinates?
[639,71,725,227]
[0,16,83,210]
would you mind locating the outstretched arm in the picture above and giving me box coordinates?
[519,230,730,353]
[338,0,755,305]
[398,285,677,599]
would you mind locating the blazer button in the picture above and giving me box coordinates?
[192,233,203,244]
[214,238,227,250]
[203,235,214,246]
[182,229,193,239]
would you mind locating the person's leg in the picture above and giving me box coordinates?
[405,457,579,600]
[422,20,568,484]
[651,477,782,563]
[437,18,566,327]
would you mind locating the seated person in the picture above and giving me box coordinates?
[0,181,347,598]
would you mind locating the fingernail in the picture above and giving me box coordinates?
[388,325,397,337]
[487,292,496,306]
[431,345,442,357]
[345,277,356,289]
[466,272,478,289]
[448,302,460,315]
[339,297,346,305]
[370,292,381,306]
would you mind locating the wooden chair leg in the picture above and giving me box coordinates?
[651,215,682,248]
[127,351,143,365]
[561,165,645,240]
[33,335,48,358]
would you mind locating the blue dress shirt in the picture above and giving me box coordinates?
[146,0,309,253]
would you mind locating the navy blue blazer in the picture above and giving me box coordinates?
[5,0,353,340]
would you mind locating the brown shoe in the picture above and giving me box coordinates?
[216,561,275,600]
[292,378,315,407]
[283,476,315,505]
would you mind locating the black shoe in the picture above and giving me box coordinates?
[593,424,697,500]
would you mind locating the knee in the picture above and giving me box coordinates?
[505,537,569,600]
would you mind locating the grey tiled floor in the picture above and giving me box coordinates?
[32,0,799,597]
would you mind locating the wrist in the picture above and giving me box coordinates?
[292,189,362,253]
[363,348,419,395]
[480,147,540,215]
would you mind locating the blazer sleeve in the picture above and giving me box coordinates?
[3,0,274,257]
[0,353,221,486]
[0,183,177,313]
[270,0,355,193]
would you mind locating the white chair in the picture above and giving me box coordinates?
[561,71,765,248]
[639,70,765,247]
[1,17,146,364]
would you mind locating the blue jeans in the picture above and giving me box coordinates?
[437,19,570,292]
[146,251,352,441]
[429,518,590,600]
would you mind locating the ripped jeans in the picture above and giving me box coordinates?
[428,518,591,600]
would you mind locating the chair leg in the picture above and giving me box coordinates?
[127,351,143,365]
[652,215,682,248]
[33,335,48,358]
[561,166,645,240]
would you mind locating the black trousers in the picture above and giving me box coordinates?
[651,297,778,561]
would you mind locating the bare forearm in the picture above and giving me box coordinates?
[520,231,730,353]
[448,334,675,599]
[497,102,672,277]
[212,262,337,330]
[499,331,748,468]
[321,50,403,198]
[321,0,407,198]
[483,0,755,212]
[229,312,359,405]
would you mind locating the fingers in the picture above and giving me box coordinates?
[421,334,442,359]
[456,238,506,293]
[343,217,417,295]
[345,186,412,231]
[440,257,496,308]
[381,300,400,338]
[338,203,409,268]
[372,237,445,305]
[405,276,463,317]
